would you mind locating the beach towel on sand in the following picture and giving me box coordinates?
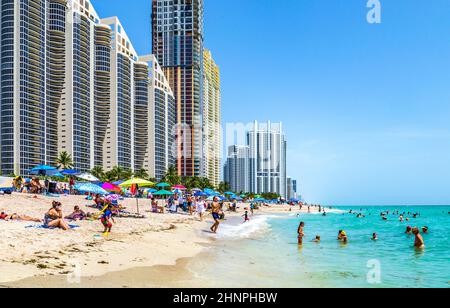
[25,224,79,229]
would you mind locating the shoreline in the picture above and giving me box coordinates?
[1,193,314,287]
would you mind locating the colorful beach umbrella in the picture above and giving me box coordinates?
[224,192,234,195]
[102,182,122,193]
[105,194,120,202]
[172,185,186,190]
[112,180,124,186]
[77,173,100,182]
[147,188,158,193]
[156,182,171,188]
[74,183,108,195]
[119,178,155,187]
[153,190,174,196]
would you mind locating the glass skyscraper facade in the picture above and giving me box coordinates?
[152,0,205,178]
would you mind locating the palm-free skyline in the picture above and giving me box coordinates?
[92,0,450,205]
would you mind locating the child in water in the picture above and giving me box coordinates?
[101,204,115,236]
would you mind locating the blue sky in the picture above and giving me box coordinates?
[91,0,450,205]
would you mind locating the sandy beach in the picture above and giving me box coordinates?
[0,193,311,288]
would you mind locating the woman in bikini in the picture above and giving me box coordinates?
[44,201,70,230]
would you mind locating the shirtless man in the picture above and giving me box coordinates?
[210,197,221,234]
[412,227,425,249]
[297,222,305,245]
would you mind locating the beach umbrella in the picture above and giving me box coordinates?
[74,183,108,195]
[191,188,202,192]
[156,182,171,188]
[153,190,174,196]
[52,172,65,179]
[30,165,57,176]
[173,189,183,194]
[61,170,81,176]
[224,192,234,195]
[112,180,124,186]
[194,191,207,197]
[77,173,100,182]
[147,188,158,193]
[172,185,186,190]
[119,178,154,188]
[102,183,122,193]
[106,194,120,202]
[119,178,155,214]
[240,194,247,198]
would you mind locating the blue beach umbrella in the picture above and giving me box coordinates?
[61,170,81,176]
[112,180,124,186]
[30,165,57,176]
[74,183,108,195]
[52,172,65,179]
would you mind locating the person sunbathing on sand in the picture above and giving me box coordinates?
[65,206,87,221]
[0,212,42,222]
[44,201,70,230]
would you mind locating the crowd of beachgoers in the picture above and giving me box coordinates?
[295,206,443,250]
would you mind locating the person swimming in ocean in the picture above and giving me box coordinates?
[371,233,378,241]
[338,230,348,244]
[405,226,413,235]
[312,235,321,243]
[412,227,425,249]
[297,222,305,245]
[422,226,429,234]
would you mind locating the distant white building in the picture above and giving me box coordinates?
[224,145,251,193]
[248,121,287,198]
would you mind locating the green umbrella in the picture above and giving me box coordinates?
[156,182,171,188]
[153,190,174,196]
[254,194,262,199]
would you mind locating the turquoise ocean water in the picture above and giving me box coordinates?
[190,206,450,288]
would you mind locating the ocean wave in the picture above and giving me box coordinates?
[216,215,272,239]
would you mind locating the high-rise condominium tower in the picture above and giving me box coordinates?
[0,0,112,175]
[248,121,287,198]
[203,49,221,187]
[139,55,176,181]
[0,0,175,177]
[224,145,251,193]
[152,0,204,177]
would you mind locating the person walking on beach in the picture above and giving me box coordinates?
[412,227,425,249]
[210,197,221,234]
[297,222,305,245]
[242,211,250,223]
[197,198,206,221]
